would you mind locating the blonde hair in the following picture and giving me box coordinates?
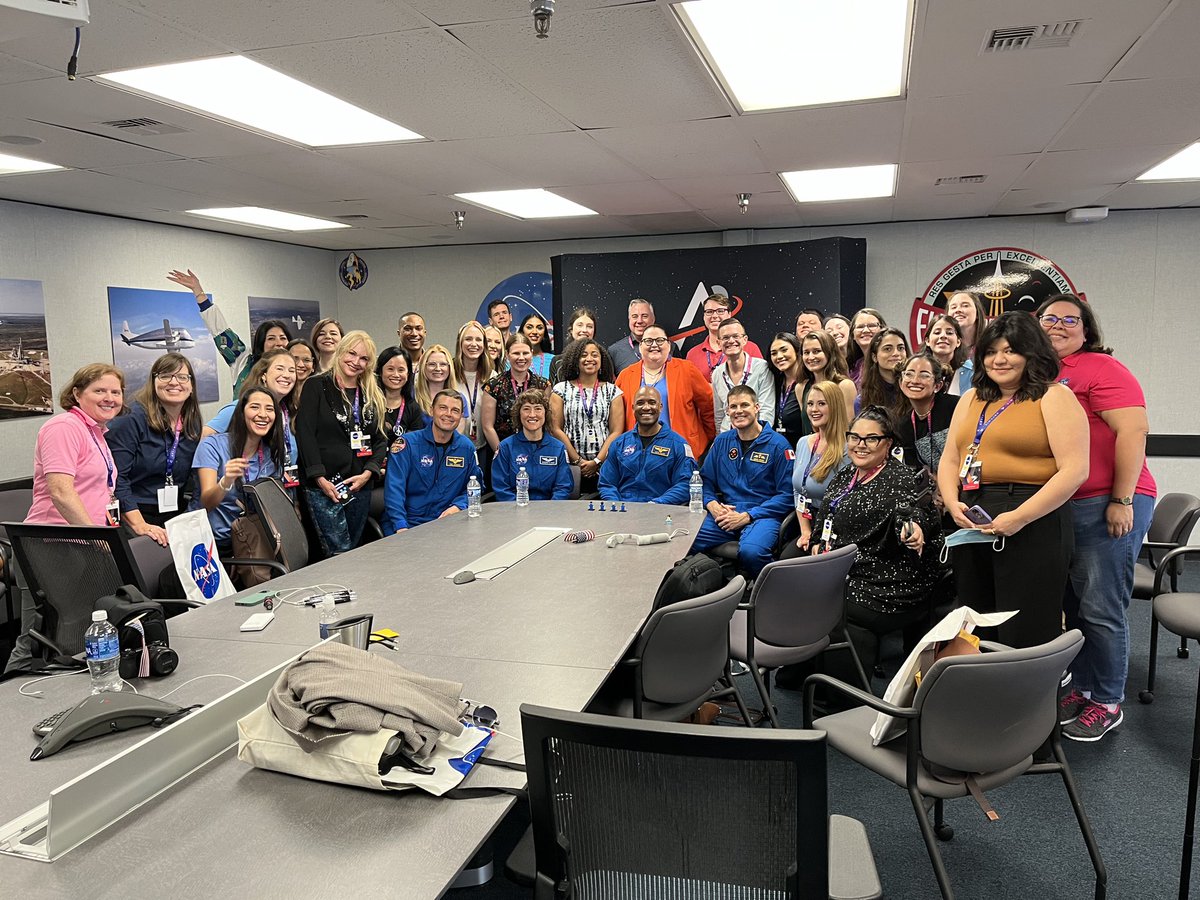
[331,331,385,423]
[454,321,495,383]
[414,344,461,414]
[59,363,124,411]
[808,381,851,483]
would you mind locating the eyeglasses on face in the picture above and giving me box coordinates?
[1038,314,1082,328]
[703,308,728,318]
[854,323,881,333]
[720,334,746,343]
[155,372,192,384]
[901,371,935,382]
[845,432,886,447]
[641,337,669,348]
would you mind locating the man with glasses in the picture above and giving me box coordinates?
[614,325,715,460]
[383,390,482,533]
[692,385,793,575]
[685,293,763,378]
[599,386,696,504]
[608,299,656,372]
[711,318,775,433]
[398,312,428,357]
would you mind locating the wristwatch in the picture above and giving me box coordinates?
[1109,495,1133,506]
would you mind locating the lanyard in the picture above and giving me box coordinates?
[800,434,823,487]
[164,416,183,485]
[279,405,292,465]
[971,397,1015,449]
[511,375,529,398]
[701,344,722,375]
[392,399,406,437]
[826,462,883,514]
[910,408,933,442]
[71,408,115,492]
[779,381,795,417]
[721,355,751,392]
[577,381,601,419]
[465,372,480,412]
[350,387,362,428]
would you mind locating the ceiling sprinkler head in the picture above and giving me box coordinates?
[453,210,466,230]
[737,193,751,215]
[532,0,555,39]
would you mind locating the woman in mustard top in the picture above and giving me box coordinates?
[937,312,1088,649]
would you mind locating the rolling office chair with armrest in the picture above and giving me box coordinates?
[239,478,309,580]
[805,630,1106,900]
[0,488,33,627]
[3,523,203,662]
[1134,493,1200,664]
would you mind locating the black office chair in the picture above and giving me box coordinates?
[1135,493,1200,664]
[0,489,33,627]
[518,703,881,900]
[729,544,869,728]
[240,478,308,580]
[4,522,201,662]
[806,630,1106,900]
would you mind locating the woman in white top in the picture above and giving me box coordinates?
[454,321,495,450]
[414,344,470,436]
[549,339,624,493]
[924,314,971,396]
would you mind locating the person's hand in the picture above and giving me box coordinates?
[345,472,372,493]
[439,506,461,519]
[579,458,600,478]
[901,521,925,555]
[984,510,1027,538]
[395,527,408,534]
[167,269,205,298]
[795,533,811,551]
[1106,502,1134,539]
[316,476,341,504]
[948,501,977,531]
[135,522,170,547]
[221,457,249,490]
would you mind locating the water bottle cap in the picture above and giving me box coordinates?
[519,466,526,472]
[92,610,107,622]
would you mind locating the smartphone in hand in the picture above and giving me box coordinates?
[965,505,993,525]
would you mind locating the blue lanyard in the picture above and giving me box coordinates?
[779,381,795,417]
[164,416,183,485]
[280,405,292,465]
[350,388,361,428]
[577,381,600,419]
[972,397,1015,448]
[800,435,822,487]
[71,408,115,492]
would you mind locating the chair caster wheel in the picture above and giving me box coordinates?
[935,824,954,841]
[1139,690,1155,704]
[1179,648,1190,659]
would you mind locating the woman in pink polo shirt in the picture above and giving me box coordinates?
[27,363,125,526]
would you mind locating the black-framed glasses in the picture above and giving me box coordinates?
[155,372,192,384]
[640,337,669,347]
[1038,314,1082,328]
[845,432,886,447]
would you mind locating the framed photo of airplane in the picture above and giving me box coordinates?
[0,277,53,420]
[248,296,321,343]
[107,286,220,403]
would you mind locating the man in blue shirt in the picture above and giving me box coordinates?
[384,390,481,532]
[599,386,694,505]
[693,385,793,575]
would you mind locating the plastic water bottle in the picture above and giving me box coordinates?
[689,471,703,514]
[318,595,338,640]
[84,610,123,694]
[516,467,530,507]
[467,475,482,518]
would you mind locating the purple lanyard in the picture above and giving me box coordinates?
[722,356,752,392]
[779,381,795,416]
[578,381,600,418]
[71,408,115,491]
[280,405,292,465]
[164,416,183,485]
[350,387,362,428]
[702,345,722,375]
[972,397,1015,448]
[826,463,882,514]
[800,435,822,486]
[465,373,480,411]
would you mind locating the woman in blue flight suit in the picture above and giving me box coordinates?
[492,389,573,502]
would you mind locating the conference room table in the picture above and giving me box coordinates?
[0,500,702,898]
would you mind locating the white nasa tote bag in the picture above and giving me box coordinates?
[165,510,237,604]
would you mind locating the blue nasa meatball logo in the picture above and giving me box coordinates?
[190,542,222,599]
[475,272,554,342]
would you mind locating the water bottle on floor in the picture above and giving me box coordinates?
[689,471,703,514]
[516,467,530,507]
[467,475,482,518]
[84,610,123,694]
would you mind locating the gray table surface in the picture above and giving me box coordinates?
[0,501,700,899]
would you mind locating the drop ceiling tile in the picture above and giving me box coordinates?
[0,168,210,213]
[993,186,1123,215]
[893,193,1001,221]
[324,142,524,194]
[896,155,1036,199]
[1013,145,1188,190]
[737,102,906,171]
[406,0,653,27]
[903,85,1094,161]
[200,149,426,205]
[554,181,693,216]
[250,29,574,141]
[1097,182,1200,209]
[464,132,645,186]
[698,204,808,230]
[90,158,323,207]
[659,174,789,210]
[609,211,720,234]
[120,0,431,49]
[450,4,728,129]
[0,53,59,86]
[1051,77,1200,151]
[1109,0,1200,80]
[0,116,176,168]
[800,199,896,227]
[589,119,765,180]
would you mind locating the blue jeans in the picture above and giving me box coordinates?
[305,486,372,556]
[1064,493,1153,705]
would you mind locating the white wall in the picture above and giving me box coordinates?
[0,199,334,482]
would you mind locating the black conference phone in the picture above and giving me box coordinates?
[30,693,194,761]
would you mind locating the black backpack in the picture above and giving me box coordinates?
[650,554,728,612]
[94,586,178,679]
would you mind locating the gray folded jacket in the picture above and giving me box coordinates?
[267,642,466,756]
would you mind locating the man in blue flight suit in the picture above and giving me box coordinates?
[599,386,695,504]
[384,390,482,532]
[693,384,793,575]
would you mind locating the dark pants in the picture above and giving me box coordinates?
[951,483,1073,649]
[305,487,371,556]
[846,601,935,674]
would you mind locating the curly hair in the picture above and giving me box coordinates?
[557,338,615,383]
[509,387,551,434]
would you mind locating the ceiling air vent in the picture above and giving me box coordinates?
[984,20,1083,53]
[935,175,987,186]
[98,117,189,136]
[334,214,370,221]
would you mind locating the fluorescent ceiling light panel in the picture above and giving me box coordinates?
[0,153,64,176]
[675,0,910,111]
[1136,142,1200,182]
[187,207,351,232]
[452,189,598,219]
[98,56,422,147]
[780,164,897,202]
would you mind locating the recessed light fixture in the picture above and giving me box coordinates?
[98,56,423,148]
[0,152,63,176]
[186,207,351,232]
[452,189,598,219]
[1136,142,1200,182]
[674,0,911,112]
[779,164,897,203]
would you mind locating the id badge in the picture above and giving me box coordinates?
[891,445,905,462]
[958,450,975,481]
[962,458,982,491]
[820,516,834,544]
[105,496,121,527]
[350,429,364,450]
[282,465,300,488]
[796,494,812,520]
[157,484,180,512]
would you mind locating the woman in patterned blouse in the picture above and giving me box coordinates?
[549,338,625,494]
[480,333,551,454]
